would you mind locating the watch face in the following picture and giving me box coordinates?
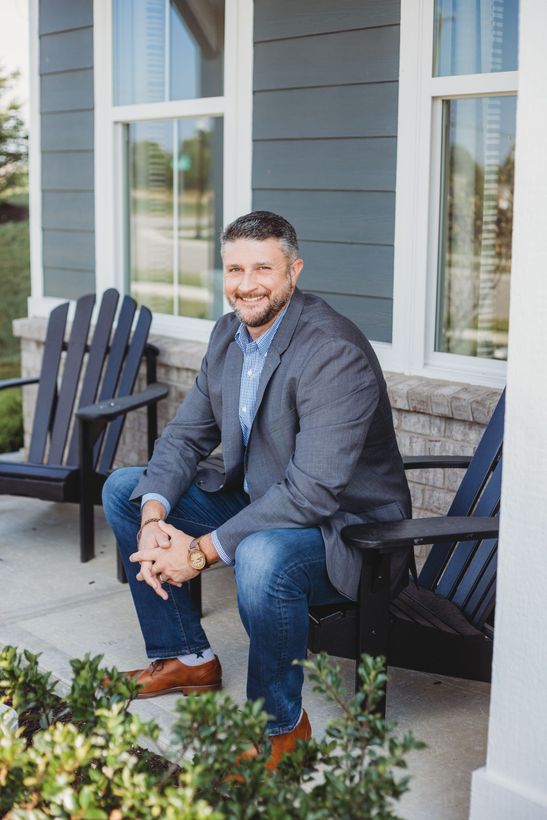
[189,549,207,570]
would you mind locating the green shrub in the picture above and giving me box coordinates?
[0,388,23,453]
[0,216,30,379]
[0,646,424,819]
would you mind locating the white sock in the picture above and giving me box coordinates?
[176,647,215,666]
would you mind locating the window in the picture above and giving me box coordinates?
[433,1,517,362]
[392,0,518,385]
[435,95,515,359]
[94,0,253,340]
[112,0,225,322]
[126,117,224,320]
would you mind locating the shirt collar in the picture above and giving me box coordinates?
[235,303,289,354]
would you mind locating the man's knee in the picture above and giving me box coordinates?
[235,530,294,603]
[102,466,144,519]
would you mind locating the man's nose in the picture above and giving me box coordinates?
[238,269,260,292]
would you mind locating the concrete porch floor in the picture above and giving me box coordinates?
[0,495,490,820]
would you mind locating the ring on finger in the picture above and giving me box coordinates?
[159,573,166,583]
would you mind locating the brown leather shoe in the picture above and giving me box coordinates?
[267,709,312,769]
[126,657,222,698]
[230,709,312,778]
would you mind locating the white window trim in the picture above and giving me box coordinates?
[91,0,253,344]
[389,0,517,387]
[27,0,44,317]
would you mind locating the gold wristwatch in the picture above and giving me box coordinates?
[188,538,208,571]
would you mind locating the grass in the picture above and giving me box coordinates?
[134,293,210,319]
[0,190,30,452]
[0,198,30,376]
[132,268,204,287]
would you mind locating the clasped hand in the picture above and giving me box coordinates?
[130,520,199,601]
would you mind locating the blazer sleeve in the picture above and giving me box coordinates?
[214,338,379,559]
[129,343,221,508]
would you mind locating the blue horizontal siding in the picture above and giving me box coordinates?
[39,0,95,299]
[39,0,93,35]
[254,0,400,40]
[252,0,400,341]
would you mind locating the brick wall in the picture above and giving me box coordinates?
[386,375,501,526]
[13,317,502,542]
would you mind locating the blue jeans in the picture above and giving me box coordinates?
[102,467,347,734]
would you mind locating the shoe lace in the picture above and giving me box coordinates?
[150,659,165,675]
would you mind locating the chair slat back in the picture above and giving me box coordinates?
[434,457,502,600]
[465,548,497,627]
[26,290,155,473]
[419,390,505,590]
[47,295,95,465]
[89,294,137,469]
[98,305,153,473]
[66,289,120,466]
[97,295,137,402]
[28,302,70,464]
[455,538,497,625]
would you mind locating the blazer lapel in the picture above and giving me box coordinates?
[250,288,305,430]
[221,339,245,483]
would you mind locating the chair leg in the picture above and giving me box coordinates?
[116,546,127,583]
[189,575,203,617]
[79,417,104,563]
[79,494,95,562]
[357,553,392,717]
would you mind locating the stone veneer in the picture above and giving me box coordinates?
[13,317,502,559]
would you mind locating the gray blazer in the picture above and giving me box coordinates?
[131,289,411,600]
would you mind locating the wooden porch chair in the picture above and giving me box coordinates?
[308,390,505,715]
[0,288,168,569]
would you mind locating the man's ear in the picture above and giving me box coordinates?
[290,258,304,287]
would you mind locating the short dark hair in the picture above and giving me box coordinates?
[221,211,299,261]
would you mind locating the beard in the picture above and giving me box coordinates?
[227,272,293,328]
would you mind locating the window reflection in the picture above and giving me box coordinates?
[433,0,519,76]
[127,118,224,319]
[435,96,516,360]
[113,0,224,105]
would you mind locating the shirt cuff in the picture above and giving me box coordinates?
[211,530,234,566]
[140,493,171,516]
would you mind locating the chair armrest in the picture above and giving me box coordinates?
[342,515,499,555]
[0,376,39,391]
[76,383,169,422]
[403,454,472,470]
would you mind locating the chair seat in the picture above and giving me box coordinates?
[0,461,79,501]
[390,583,482,638]
[308,580,483,662]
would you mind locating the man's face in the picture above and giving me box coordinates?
[223,238,303,337]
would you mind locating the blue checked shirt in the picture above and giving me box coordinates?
[142,306,289,566]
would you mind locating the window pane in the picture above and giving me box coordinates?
[433,0,519,76]
[170,1,224,100]
[113,0,224,105]
[127,118,224,319]
[113,0,166,105]
[435,96,516,360]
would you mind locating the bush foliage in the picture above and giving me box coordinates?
[0,646,424,819]
[0,389,23,453]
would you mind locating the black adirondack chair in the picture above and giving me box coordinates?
[308,390,505,715]
[0,288,168,570]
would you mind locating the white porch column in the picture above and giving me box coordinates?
[469,1,547,818]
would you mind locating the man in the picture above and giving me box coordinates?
[102,210,411,766]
